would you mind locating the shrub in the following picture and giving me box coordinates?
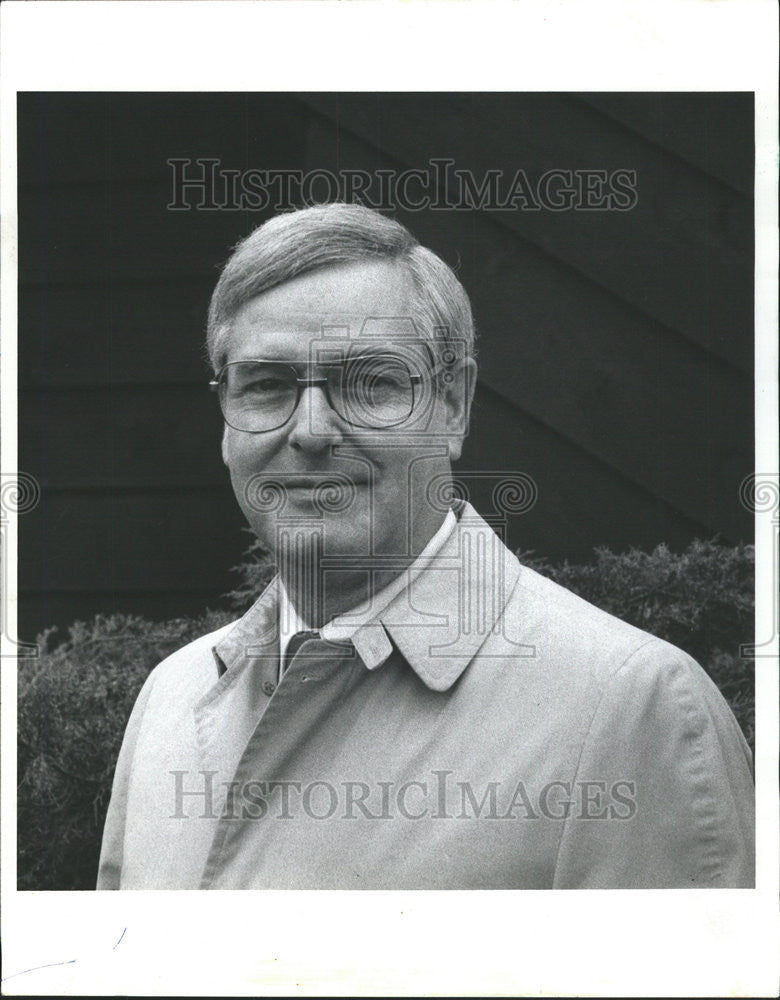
[17,537,753,890]
[225,529,276,611]
[17,609,232,891]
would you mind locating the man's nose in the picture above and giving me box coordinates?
[287,386,345,451]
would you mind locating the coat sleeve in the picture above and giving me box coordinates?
[552,641,755,889]
[96,669,159,889]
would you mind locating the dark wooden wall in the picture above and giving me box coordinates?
[17,93,753,641]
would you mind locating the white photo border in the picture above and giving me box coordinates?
[1,2,777,996]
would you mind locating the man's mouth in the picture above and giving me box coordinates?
[271,476,372,515]
[244,471,371,515]
[282,475,368,489]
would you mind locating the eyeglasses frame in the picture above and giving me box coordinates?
[209,355,435,433]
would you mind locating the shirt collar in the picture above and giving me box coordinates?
[278,582,311,664]
[213,501,520,692]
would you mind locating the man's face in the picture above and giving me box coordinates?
[219,259,473,572]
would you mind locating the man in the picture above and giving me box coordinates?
[98,203,754,890]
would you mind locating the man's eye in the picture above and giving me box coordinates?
[373,374,404,388]
[243,377,291,394]
[345,359,409,385]
[346,371,400,392]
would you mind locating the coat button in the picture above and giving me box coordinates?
[262,681,276,696]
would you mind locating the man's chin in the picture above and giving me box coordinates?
[252,517,373,557]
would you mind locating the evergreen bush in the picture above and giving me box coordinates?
[17,609,232,891]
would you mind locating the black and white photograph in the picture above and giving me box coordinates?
[1,2,777,996]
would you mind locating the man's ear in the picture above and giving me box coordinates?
[221,426,230,466]
[443,358,477,462]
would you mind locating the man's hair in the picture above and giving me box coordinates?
[206,203,475,376]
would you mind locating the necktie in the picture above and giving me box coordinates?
[282,629,319,675]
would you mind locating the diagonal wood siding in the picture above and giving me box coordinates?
[17,93,753,641]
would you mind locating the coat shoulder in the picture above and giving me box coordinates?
[145,619,240,694]
[504,560,692,686]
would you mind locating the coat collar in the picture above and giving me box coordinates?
[213,502,521,692]
[212,576,281,677]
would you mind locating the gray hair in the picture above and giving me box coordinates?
[206,203,476,377]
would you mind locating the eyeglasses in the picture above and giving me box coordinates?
[210,355,429,433]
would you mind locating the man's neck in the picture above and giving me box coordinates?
[278,510,451,630]
[279,567,401,631]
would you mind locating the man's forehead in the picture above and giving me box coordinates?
[224,261,430,359]
[230,310,425,338]
[224,321,435,368]
[236,258,415,315]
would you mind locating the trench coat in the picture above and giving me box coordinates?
[97,502,754,889]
